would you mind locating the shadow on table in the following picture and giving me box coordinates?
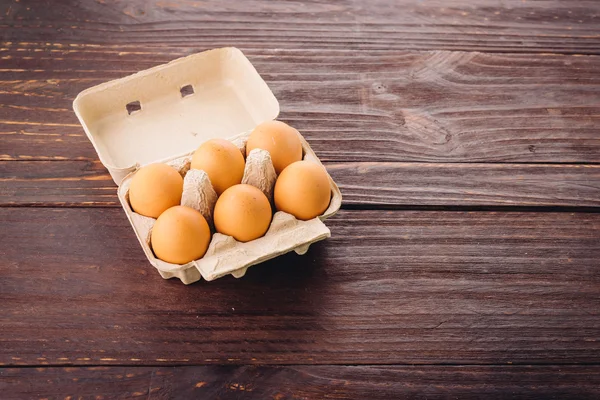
[157,240,332,316]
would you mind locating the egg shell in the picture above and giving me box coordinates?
[151,205,211,264]
[274,160,331,221]
[246,120,303,174]
[191,138,245,195]
[128,163,183,218]
[214,184,272,242]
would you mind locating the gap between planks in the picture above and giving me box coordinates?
[5,361,600,369]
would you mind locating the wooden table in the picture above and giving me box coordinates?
[1,0,600,398]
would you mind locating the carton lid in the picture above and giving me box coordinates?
[73,48,280,184]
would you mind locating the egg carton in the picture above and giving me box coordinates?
[118,131,341,284]
[73,47,342,284]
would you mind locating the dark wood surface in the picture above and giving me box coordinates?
[2,365,600,400]
[2,208,600,366]
[2,0,600,54]
[1,0,599,398]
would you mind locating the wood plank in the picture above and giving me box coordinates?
[1,0,600,54]
[1,208,599,366]
[2,365,600,399]
[328,162,600,208]
[0,160,116,207]
[1,49,599,163]
[2,160,600,208]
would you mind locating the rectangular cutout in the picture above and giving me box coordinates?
[126,101,141,115]
[180,84,194,98]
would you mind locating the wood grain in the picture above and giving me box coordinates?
[2,365,600,400]
[2,208,599,366]
[0,160,116,207]
[2,49,599,163]
[328,162,600,208]
[2,160,600,208]
[2,0,600,394]
[1,0,600,54]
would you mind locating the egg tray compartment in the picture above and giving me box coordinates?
[118,131,342,284]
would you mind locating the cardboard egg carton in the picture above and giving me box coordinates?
[119,132,341,284]
[73,47,342,284]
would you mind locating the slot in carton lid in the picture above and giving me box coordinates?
[73,48,280,184]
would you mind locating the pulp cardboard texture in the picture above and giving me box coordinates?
[73,47,342,284]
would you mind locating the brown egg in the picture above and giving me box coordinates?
[191,138,245,195]
[246,120,303,174]
[151,206,211,264]
[214,184,272,242]
[128,163,183,218]
[274,161,331,221]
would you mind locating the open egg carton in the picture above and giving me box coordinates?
[73,47,342,284]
